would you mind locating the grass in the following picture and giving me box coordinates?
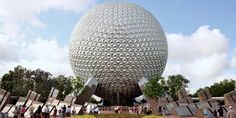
[69,114,164,118]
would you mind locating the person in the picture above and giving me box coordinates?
[66,106,71,117]
[134,106,138,114]
[162,106,166,116]
[138,105,142,114]
[227,106,236,118]
[218,106,224,118]
[94,106,99,114]
[146,106,151,115]
[13,106,18,118]
[114,106,119,114]
[203,108,208,116]
[52,108,57,118]
[17,105,21,116]
[62,105,67,116]
[159,106,162,115]
[72,107,76,115]
[20,105,26,118]
[213,109,218,118]
[128,107,132,114]
[58,110,63,118]
[143,106,147,114]
[29,105,35,118]
[35,105,42,118]
[44,105,50,118]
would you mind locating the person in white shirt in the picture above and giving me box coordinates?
[66,106,71,117]
[44,105,50,118]
[58,110,63,118]
[72,107,76,115]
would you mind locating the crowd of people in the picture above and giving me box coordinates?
[202,105,236,118]
[12,105,26,118]
[103,105,152,115]
[3,103,236,118]
[88,105,99,114]
[127,105,152,115]
[10,104,77,118]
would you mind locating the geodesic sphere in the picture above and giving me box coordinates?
[69,2,168,100]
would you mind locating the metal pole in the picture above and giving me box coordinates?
[117,92,120,105]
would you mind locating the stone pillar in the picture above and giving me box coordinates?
[75,76,98,105]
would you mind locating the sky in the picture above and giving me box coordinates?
[0,0,236,93]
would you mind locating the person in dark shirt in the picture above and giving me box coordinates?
[35,105,42,118]
[213,109,218,118]
[218,106,224,118]
[62,105,67,116]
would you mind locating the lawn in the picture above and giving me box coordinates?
[69,114,164,118]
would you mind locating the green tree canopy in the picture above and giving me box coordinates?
[1,66,36,96]
[193,79,235,97]
[71,76,84,97]
[53,75,74,100]
[143,74,190,101]
[166,74,189,100]
[143,76,165,100]
[0,65,84,102]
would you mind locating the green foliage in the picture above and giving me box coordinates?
[94,114,146,118]
[142,116,163,118]
[193,79,235,97]
[166,74,189,100]
[70,115,96,118]
[0,65,84,102]
[209,79,235,96]
[1,66,37,96]
[192,88,204,97]
[53,75,73,100]
[71,76,84,96]
[143,74,189,101]
[31,68,55,102]
[143,76,165,99]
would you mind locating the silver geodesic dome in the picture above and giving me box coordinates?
[69,2,168,100]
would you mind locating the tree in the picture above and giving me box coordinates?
[192,88,204,97]
[53,75,74,100]
[209,79,235,96]
[1,66,34,96]
[166,74,189,100]
[143,76,165,100]
[31,68,54,102]
[143,74,189,101]
[0,65,81,102]
[193,79,235,97]
[71,76,84,97]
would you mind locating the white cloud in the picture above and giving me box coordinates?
[163,26,231,93]
[0,0,96,28]
[22,38,72,75]
[23,38,67,62]
[187,53,228,78]
[0,37,73,76]
[0,0,95,76]
[0,34,19,62]
[167,25,228,61]
[231,48,236,67]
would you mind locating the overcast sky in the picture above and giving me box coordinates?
[0,0,235,93]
